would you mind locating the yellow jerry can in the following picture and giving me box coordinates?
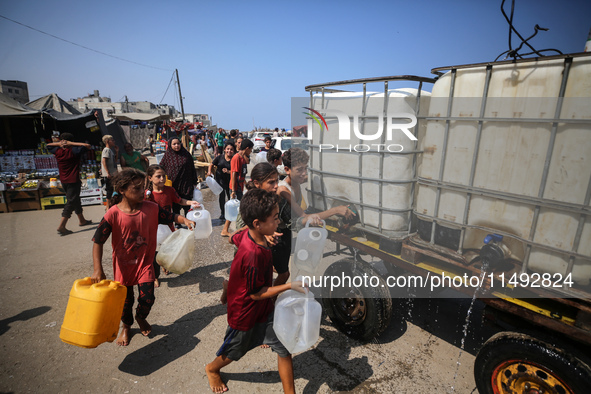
[60,277,127,348]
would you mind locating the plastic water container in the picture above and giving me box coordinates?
[193,186,204,204]
[60,277,127,348]
[293,221,328,273]
[156,229,195,274]
[273,287,322,354]
[255,151,267,164]
[156,224,173,246]
[86,178,99,189]
[206,176,223,195]
[224,199,240,222]
[187,208,213,239]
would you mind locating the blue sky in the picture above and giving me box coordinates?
[1,0,589,131]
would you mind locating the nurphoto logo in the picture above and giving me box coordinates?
[304,107,417,153]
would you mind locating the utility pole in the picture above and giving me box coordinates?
[176,69,188,147]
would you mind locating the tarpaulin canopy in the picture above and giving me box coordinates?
[0,92,117,149]
[0,92,40,117]
[26,94,81,116]
[109,112,170,122]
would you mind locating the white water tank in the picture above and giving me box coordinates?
[308,87,431,237]
[416,54,591,285]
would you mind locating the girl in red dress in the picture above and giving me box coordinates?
[91,168,195,346]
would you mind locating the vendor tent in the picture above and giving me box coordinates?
[0,92,40,116]
[27,94,81,117]
[0,92,47,150]
[0,91,125,150]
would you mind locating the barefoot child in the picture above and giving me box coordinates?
[206,188,305,394]
[91,168,195,346]
[220,162,283,304]
[145,164,201,286]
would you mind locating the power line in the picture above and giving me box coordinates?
[159,72,176,104]
[0,14,173,72]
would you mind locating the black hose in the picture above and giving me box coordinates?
[496,0,561,61]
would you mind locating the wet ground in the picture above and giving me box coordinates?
[0,165,499,393]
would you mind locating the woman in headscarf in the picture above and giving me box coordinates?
[159,136,198,217]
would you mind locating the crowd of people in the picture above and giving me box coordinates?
[49,127,353,393]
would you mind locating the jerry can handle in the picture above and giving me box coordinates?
[304,219,326,229]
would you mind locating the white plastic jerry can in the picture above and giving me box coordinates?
[206,175,223,195]
[293,220,328,273]
[224,198,240,222]
[273,288,322,354]
[187,207,213,239]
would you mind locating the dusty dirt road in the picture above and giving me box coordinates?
[0,185,496,393]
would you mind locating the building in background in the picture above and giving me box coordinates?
[0,80,30,104]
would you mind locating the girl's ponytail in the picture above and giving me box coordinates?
[245,179,256,191]
[109,191,123,208]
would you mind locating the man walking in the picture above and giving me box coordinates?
[47,132,93,236]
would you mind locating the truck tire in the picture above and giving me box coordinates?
[321,258,392,342]
[474,331,591,394]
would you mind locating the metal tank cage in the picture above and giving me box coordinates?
[423,53,591,291]
[305,75,436,239]
[304,53,591,297]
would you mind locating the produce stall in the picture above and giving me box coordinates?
[0,146,104,212]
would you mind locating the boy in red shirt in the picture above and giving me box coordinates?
[206,188,304,394]
[229,138,254,200]
[221,138,254,237]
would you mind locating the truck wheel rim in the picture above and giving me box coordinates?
[491,359,574,394]
[330,288,366,327]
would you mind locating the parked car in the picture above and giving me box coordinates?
[271,136,291,153]
[251,132,272,152]
[272,137,310,154]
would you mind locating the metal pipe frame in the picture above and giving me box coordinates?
[430,69,457,245]
[417,178,589,217]
[423,116,590,125]
[430,51,591,75]
[305,75,437,91]
[458,65,493,255]
[307,189,413,214]
[522,57,573,274]
[414,212,591,264]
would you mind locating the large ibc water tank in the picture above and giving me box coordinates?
[416,54,591,286]
[307,84,431,238]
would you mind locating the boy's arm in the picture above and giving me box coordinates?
[91,243,106,283]
[249,281,305,301]
[278,186,354,226]
[179,198,201,209]
[175,214,195,229]
[230,171,239,198]
[68,141,91,149]
[157,205,195,229]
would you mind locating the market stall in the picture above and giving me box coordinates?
[0,92,106,212]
